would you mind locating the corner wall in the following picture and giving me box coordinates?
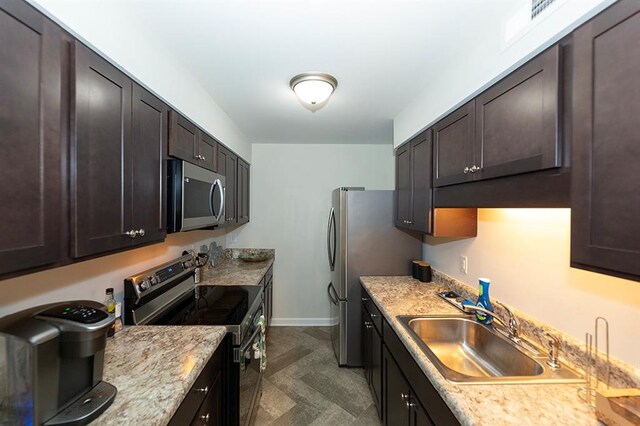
[228,143,395,324]
[423,209,640,369]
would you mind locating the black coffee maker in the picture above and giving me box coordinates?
[0,301,117,425]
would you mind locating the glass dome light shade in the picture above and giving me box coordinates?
[290,73,338,105]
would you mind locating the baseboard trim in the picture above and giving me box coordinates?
[270,318,334,326]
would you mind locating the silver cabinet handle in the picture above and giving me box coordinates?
[137,229,145,237]
[401,393,409,401]
[195,386,209,393]
[406,400,416,409]
[470,165,480,173]
[370,313,379,319]
[125,230,136,238]
[201,155,206,160]
[194,155,200,159]
[364,321,373,329]
[464,166,470,174]
[200,413,210,421]
[361,297,369,302]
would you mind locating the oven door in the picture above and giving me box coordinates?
[171,161,225,232]
[236,317,265,426]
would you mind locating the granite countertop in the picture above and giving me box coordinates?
[199,250,274,286]
[360,276,599,426]
[95,325,227,426]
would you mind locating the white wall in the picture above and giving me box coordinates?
[228,143,395,324]
[423,209,640,369]
[29,0,251,161]
[393,0,614,147]
[0,230,226,317]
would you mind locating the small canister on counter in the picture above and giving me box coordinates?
[411,260,432,282]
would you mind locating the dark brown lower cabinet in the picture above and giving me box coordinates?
[169,343,223,425]
[362,286,459,426]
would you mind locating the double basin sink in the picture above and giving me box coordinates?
[399,315,583,384]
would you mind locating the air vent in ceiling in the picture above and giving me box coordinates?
[531,0,557,19]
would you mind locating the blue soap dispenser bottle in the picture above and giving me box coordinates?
[476,278,493,324]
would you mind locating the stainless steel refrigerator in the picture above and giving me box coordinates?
[326,188,422,366]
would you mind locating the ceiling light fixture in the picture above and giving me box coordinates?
[290,72,338,110]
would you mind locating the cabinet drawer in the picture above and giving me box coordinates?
[169,345,223,426]
[361,288,383,335]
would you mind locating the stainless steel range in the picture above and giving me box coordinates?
[124,254,265,425]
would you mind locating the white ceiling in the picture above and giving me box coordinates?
[126,0,518,144]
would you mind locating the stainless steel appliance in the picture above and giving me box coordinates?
[168,160,226,233]
[124,254,265,425]
[326,188,422,366]
[0,301,116,425]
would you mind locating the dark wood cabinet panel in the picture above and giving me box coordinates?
[132,84,167,245]
[410,132,432,234]
[265,277,273,331]
[571,0,640,281]
[383,346,411,426]
[395,143,411,227]
[198,132,218,172]
[410,398,434,426]
[476,45,561,180]
[0,0,64,275]
[72,41,132,258]
[169,111,199,164]
[370,322,383,419]
[237,158,250,224]
[218,146,237,224]
[433,101,475,187]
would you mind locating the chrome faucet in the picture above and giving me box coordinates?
[461,303,520,342]
[544,332,561,368]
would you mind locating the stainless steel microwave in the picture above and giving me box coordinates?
[168,160,225,232]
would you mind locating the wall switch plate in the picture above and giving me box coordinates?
[460,255,468,274]
[229,229,239,244]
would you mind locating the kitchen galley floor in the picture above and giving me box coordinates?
[254,326,381,426]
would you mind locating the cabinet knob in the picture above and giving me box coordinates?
[463,167,470,174]
[195,386,209,393]
[124,230,137,238]
[200,155,206,160]
[401,393,409,401]
[200,413,210,421]
[136,229,145,237]
[470,165,480,173]
[406,400,417,409]
[364,321,373,329]
[370,313,379,319]
[361,297,369,302]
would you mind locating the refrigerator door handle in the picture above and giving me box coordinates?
[327,208,336,271]
[327,282,341,305]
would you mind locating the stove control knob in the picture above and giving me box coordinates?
[139,280,151,291]
[150,275,159,286]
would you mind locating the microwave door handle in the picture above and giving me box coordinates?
[209,180,216,219]
[210,179,224,222]
[217,181,225,222]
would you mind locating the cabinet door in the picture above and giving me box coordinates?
[191,372,222,426]
[198,132,218,172]
[433,100,475,187]
[476,45,561,180]
[571,0,640,280]
[218,146,237,224]
[0,1,64,275]
[72,41,132,258]
[409,131,432,234]
[169,110,198,163]
[383,346,410,426]
[237,159,250,224]
[370,326,383,419]
[265,277,273,330]
[132,84,167,245]
[410,397,434,426]
[395,143,411,227]
[361,307,371,385]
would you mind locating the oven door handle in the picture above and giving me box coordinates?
[234,326,262,364]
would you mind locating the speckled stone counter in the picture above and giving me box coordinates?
[360,276,601,426]
[95,325,227,426]
[199,248,274,286]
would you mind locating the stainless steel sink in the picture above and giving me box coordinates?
[398,315,584,384]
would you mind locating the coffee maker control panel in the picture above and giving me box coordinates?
[38,304,108,324]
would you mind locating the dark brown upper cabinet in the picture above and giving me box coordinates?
[131,84,168,246]
[434,45,561,188]
[433,101,475,187]
[475,44,561,180]
[169,110,218,172]
[0,0,65,275]
[396,131,476,237]
[237,158,250,225]
[72,42,167,258]
[570,0,640,281]
[217,145,237,224]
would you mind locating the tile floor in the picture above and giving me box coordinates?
[253,326,382,426]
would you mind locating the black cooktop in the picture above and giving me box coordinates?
[150,285,262,326]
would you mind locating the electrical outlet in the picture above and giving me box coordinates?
[459,255,468,274]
